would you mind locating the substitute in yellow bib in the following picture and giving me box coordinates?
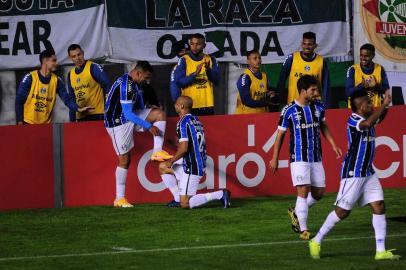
[15,49,92,125]
[175,33,219,116]
[345,43,389,108]
[235,50,276,114]
[277,32,330,107]
[67,44,111,121]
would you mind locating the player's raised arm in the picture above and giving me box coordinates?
[358,90,391,130]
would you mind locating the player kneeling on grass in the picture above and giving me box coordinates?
[309,90,401,260]
[104,61,173,208]
[159,96,231,209]
[270,75,342,240]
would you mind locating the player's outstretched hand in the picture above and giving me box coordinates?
[333,146,343,159]
[149,126,161,136]
[269,158,278,174]
[383,90,392,107]
[77,106,94,113]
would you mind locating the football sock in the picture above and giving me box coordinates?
[372,214,387,252]
[295,196,309,231]
[314,210,341,244]
[153,121,166,152]
[161,174,180,202]
[189,191,223,209]
[307,193,318,208]
[115,167,128,200]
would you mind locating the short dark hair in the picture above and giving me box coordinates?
[297,75,318,94]
[190,33,205,41]
[303,32,316,42]
[247,49,260,58]
[173,40,189,56]
[135,61,153,73]
[67,44,82,54]
[39,49,55,64]
[360,43,375,54]
[350,90,369,112]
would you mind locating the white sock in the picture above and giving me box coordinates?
[115,167,128,200]
[373,214,387,252]
[189,191,223,209]
[153,121,166,152]
[295,196,309,232]
[307,193,318,208]
[161,174,180,202]
[314,211,341,244]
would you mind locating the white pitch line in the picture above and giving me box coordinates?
[0,234,405,262]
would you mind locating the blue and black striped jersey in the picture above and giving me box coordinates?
[278,100,326,162]
[340,113,376,179]
[104,73,145,128]
[176,114,206,176]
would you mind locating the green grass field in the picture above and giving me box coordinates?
[1,188,405,270]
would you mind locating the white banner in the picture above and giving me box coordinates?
[354,0,406,72]
[0,3,109,70]
[108,22,350,64]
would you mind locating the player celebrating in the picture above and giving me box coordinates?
[67,44,111,121]
[175,33,219,116]
[345,43,389,108]
[309,90,401,260]
[104,61,173,208]
[270,75,342,240]
[277,32,330,107]
[159,96,231,209]
[235,50,277,114]
[15,49,92,124]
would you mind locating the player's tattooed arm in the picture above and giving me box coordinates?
[359,91,391,129]
[320,122,342,159]
[269,130,286,174]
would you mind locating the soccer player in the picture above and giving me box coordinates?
[159,96,231,209]
[277,32,330,108]
[104,61,173,208]
[170,40,190,102]
[15,49,92,124]
[175,33,220,116]
[67,44,111,121]
[235,50,276,114]
[269,75,342,240]
[309,90,401,260]
[345,43,389,108]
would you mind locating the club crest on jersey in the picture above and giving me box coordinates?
[304,65,311,71]
[314,109,321,118]
[40,87,46,94]
[76,78,81,84]
[260,83,265,89]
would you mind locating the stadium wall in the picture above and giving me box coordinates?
[0,107,405,210]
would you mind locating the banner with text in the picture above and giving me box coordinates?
[106,0,351,64]
[0,0,109,70]
[354,0,406,72]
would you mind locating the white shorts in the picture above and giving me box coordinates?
[106,109,151,155]
[172,159,184,182]
[178,171,203,196]
[290,162,326,187]
[335,174,384,210]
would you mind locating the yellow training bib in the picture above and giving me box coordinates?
[235,69,268,114]
[348,63,383,108]
[181,54,214,109]
[69,61,105,119]
[287,51,323,103]
[23,71,57,124]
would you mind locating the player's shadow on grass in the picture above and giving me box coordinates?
[387,216,406,223]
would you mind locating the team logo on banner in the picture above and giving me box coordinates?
[361,0,406,62]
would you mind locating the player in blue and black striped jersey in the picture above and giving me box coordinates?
[104,61,173,208]
[309,90,400,260]
[158,96,231,209]
[270,75,342,240]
